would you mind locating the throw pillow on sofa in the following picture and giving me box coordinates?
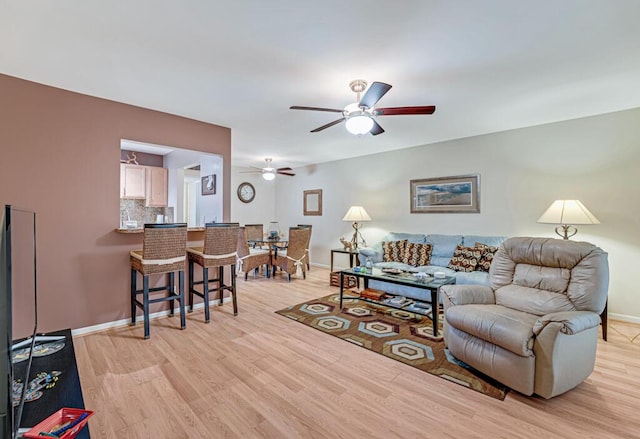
[382,240,408,262]
[448,244,483,272]
[474,242,499,272]
[403,242,432,266]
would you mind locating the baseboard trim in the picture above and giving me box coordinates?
[71,297,232,337]
[609,313,640,325]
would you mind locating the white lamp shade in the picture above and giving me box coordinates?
[342,206,372,222]
[537,200,600,225]
[262,170,276,181]
[345,114,374,135]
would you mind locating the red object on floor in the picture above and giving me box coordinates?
[23,407,94,439]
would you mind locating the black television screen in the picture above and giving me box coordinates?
[0,205,39,439]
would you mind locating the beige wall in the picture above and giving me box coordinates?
[271,108,640,322]
[0,74,231,332]
[230,167,277,225]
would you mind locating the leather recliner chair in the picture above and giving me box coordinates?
[441,237,609,398]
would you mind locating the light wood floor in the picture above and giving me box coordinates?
[74,267,640,438]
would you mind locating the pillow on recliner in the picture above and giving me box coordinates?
[382,240,408,262]
[403,242,432,266]
[474,242,499,272]
[448,244,483,272]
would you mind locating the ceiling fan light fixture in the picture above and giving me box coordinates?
[345,113,374,135]
[262,169,276,180]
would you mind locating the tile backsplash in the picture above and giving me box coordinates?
[120,199,175,227]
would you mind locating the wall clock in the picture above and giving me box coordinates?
[237,182,256,203]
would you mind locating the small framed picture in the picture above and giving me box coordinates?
[410,174,480,213]
[201,174,216,196]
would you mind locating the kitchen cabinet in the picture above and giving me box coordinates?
[145,166,168,207]
[120,164,146,199]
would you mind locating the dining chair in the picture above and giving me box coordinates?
[130,223,188,339]
[187,223,239,322]
[297,224,312,270]
[236,227,272,279]
[271,227,311,282]
[245,224,264,248]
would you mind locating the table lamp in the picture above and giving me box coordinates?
[536,200,600,239]
[342,206,371,250]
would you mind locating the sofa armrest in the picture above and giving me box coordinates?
[359,246,383,263]
[441,284,495,308]
[533,311,601,336]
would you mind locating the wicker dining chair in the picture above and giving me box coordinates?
[130,223,188,339]
[297,224,312,270]
[245,224,264,248]
[237,227,272,279]
[271,227,311,282]
[187,223,239,322]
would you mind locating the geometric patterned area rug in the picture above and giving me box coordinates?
[276,293,509,400]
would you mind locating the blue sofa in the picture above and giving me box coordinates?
[357,232,506,303]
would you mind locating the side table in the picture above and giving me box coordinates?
[330,248,361,272]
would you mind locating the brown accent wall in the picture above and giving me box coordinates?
[0,74,231,332]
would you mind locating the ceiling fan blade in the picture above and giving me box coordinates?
[359,81,392,109]
[276,167,293,172]
[277,170,296,176]
[310,117,345,132]
[290,106,343,113]
[370,120,385,136]
[374,106,436,116]
[240,170,262,174]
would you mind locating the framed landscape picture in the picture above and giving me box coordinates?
[410,174,480,213]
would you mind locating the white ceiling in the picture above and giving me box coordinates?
[2,1,640,168]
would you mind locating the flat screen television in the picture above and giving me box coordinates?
[0,205,39,438]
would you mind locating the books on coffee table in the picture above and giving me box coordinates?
[383,295,413,307]
[360,288,387,301]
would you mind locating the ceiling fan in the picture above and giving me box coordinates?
[242,158,295,180]
[290,79,436,136]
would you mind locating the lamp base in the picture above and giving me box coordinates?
[349,222,367,250]
[555,224,577,240]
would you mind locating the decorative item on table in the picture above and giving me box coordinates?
[339,237,353,251]
[536,199,600,240]
[433,271,446,279]
[413,272,432,281]
[365,257,373,274]
[342,205,371,250]
[23,407,94,439]
[268,221,280,239]
[352,266,368,273]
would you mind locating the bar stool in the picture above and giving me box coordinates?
[130,223,188,339]
[187,223,239,322]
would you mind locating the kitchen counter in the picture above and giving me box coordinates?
[115,227,205,234]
